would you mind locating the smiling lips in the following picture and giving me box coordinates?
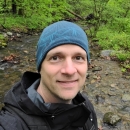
[56,80,78,87]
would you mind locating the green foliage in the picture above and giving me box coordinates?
[66,0,92,17]
[0,34,4,39]
[90,0,130,67]
[0,0,70,29]
[108,0,130,17]
[96,27,113,49]
[0,42,7,48]
[116,53,129,61]
[108,18,130,33]
[121,67,126,72]
[96,26,130,62]
[121,60,130,72]
[0,34,7,48]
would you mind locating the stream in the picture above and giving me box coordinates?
[0,34,130,130]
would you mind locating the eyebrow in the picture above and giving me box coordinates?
[47,51,87,57]
[74,52,87,57]
[46,52,63,57]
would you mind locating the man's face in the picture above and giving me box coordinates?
[39,44,88,104]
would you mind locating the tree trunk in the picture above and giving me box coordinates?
[12,0,17,14]
[18,8,24,15]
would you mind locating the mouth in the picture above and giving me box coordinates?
[57,80,78,83]
[56,80,78,88]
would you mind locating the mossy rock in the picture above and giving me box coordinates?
[0,34,8,48]
[103,112,121,125]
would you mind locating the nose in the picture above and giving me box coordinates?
[60,58,77,75]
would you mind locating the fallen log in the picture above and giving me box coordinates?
[66,9,84,20]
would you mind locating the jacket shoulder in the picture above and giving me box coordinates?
[0,106,50,130]
[0,108,24,130]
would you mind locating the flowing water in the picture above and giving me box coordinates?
[0,35,39,107]
[0,34,130,129]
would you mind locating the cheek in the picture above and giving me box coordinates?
[79,64,88,75]
[40,64,60,78]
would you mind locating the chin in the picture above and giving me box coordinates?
[60,93,77,101]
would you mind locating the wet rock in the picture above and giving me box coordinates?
[122,94,130,101]
[92,66,102,72]
[16,33,21,38]
[125,76,130,79]
[0,63,10,69]
[110,84,117,88]
[108,91,116,96]
[93,75,101,80]
[23,50,29,54]
[103,112,121,125]
[11,65,17,69]
[3,33,8,37]
[0,67,4,70]
[90,79,96,83]
[121,106,130,113]
[101,126,111,130]
[100,50,113,57]
[7,32,13,36]
[95,95,105,104]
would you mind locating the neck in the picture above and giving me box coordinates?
[37,84,72,104]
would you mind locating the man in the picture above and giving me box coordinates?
[0,21,98,130]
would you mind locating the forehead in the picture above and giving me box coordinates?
[46,44,86,55]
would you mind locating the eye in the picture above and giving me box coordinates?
[51,56,58,60]
[49,55,62,62]
[75,56,84,61]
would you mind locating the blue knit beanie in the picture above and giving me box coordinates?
[36,21,90,72]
